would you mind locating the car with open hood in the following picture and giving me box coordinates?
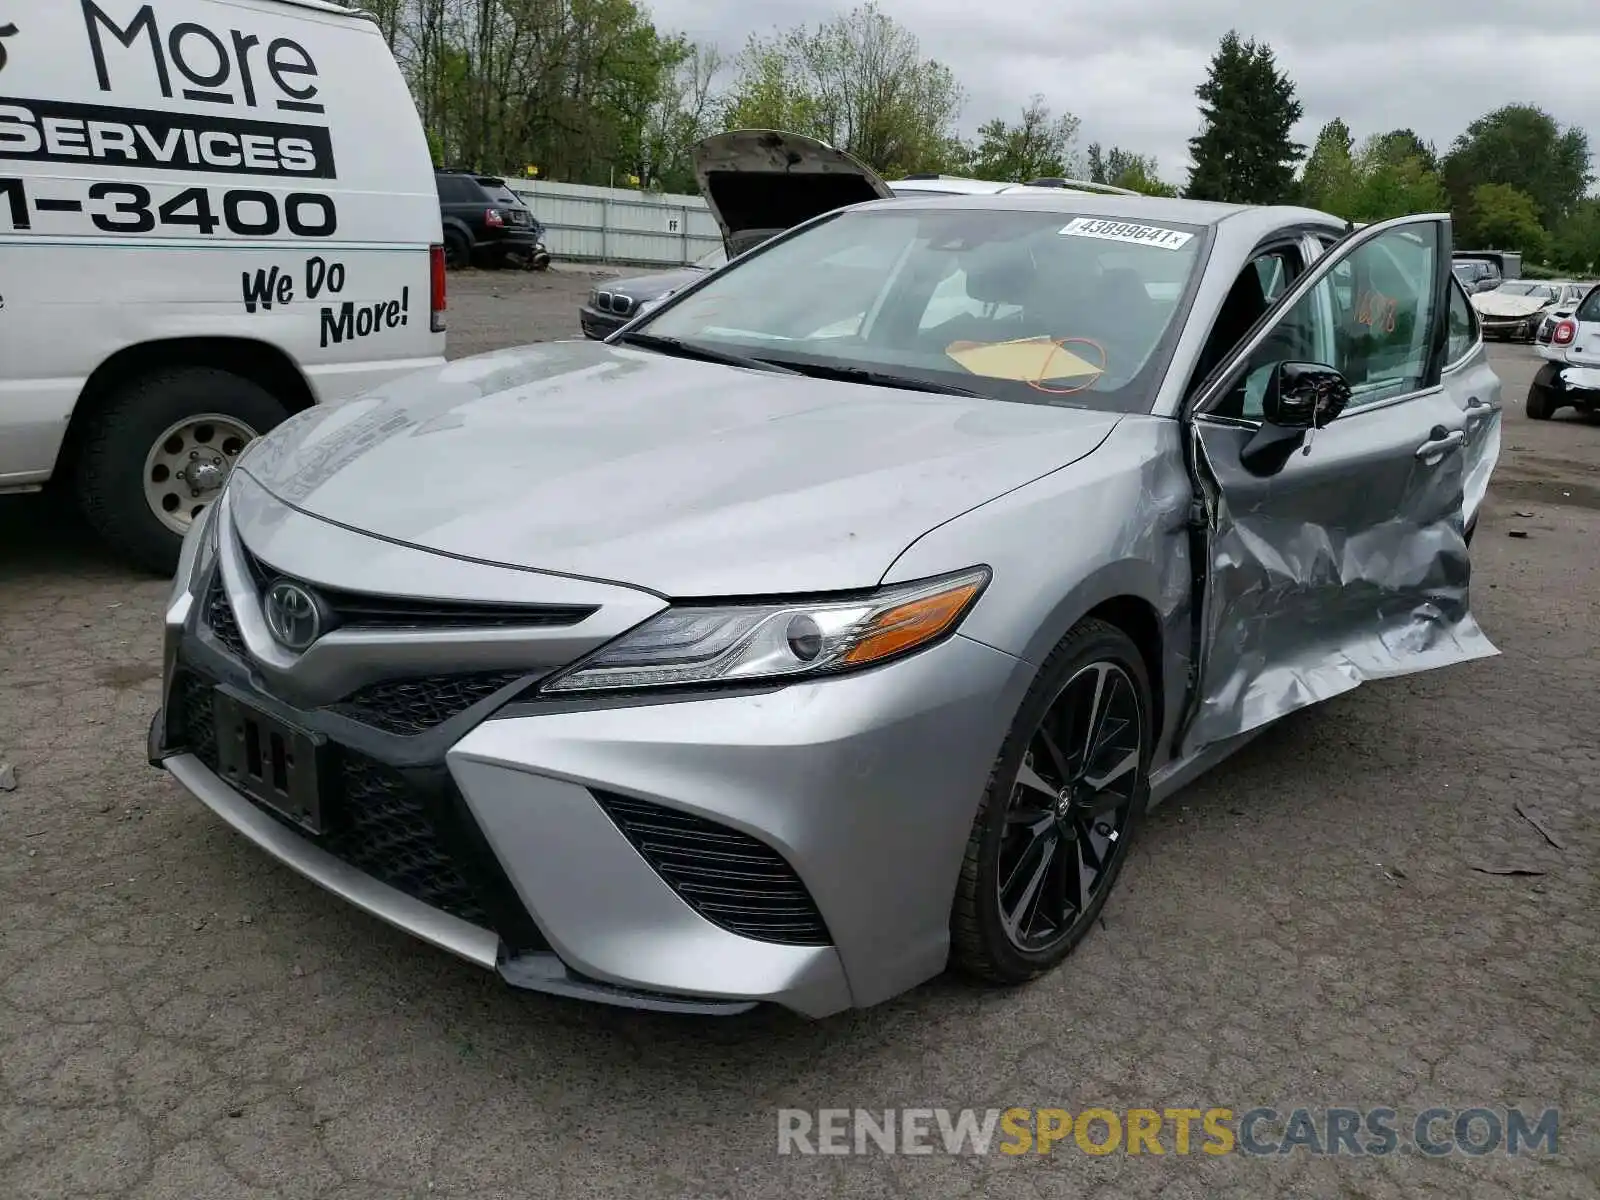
[150,188,1502,1019]
[1471,279,1588,342]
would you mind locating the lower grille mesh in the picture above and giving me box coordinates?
[170,671,502,932]
[331,672,526,736]
[204,580,248,661]
[593,791,832,946]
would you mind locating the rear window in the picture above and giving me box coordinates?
[1577,286,1600,323]
[476,178,523,206]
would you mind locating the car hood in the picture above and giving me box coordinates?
[1472,293,1549,317]
[601,266,706,305]
[238,340,1124,596]
[692,129,895,256]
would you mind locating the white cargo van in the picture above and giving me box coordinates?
[0,0,445,571]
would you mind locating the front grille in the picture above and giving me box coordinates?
[609,294,634,316]
[330,672,526,735]
[204,579,248,661]
[240,551,595,631]
[593,791,832,946]
[168,670,538,939]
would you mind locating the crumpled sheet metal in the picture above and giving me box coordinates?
[1183,437,1500,755]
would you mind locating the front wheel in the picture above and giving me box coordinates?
[74,367,290,575]
[950,619,1152,984]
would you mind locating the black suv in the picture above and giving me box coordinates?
[435,171,550,270]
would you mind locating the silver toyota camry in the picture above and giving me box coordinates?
[150,136,1503,1018]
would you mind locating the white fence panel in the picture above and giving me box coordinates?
[506,180,721,267]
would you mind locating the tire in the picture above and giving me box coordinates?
[444,229,471,270]
[1526,383,1556,421]
[74,367,290,576]
[950,618,1153,985]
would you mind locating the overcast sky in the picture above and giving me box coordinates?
[647,0,1600,187]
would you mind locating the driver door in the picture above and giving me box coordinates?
[1179,214,1498,755]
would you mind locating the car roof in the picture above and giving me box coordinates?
[263,0,375,17]
[890,177,1084,196]
[866,189,1337,232]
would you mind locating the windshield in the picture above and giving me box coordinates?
[634,207,1207,412]
[1495,282,1549,297]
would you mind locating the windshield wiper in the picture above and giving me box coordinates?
[764,360,984,397]
[611,331,799,375]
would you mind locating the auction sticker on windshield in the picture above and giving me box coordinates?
[1059,218,1193,250]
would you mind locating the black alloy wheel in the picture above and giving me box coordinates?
[952,619,1151,983]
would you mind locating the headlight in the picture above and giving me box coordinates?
[542,567,990,694]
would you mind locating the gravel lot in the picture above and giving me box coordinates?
[2,268,1597,1199]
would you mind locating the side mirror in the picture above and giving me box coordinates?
[1240,361,1351,476]
[1263,361,1351,428]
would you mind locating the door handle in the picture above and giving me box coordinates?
[1415,425,1466,459]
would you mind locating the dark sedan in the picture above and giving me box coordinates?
[580,245,728,338]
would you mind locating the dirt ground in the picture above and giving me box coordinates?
[1,268,1596,1199]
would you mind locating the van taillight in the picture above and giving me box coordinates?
[430,244,447,333]
[1553,319,1576,346]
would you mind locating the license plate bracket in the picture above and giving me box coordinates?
[213,689,330,835]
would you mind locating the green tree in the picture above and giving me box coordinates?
[1550,198,1600,275]
[1086,143,1106,184]
[1341,134,1449,222]
[634,43,723,193]
[1097,148,1177,195]
[966,95,1081,181]
[1299,118,1356,211]
[1185,30,1305,204]
[1442,105,1593,226]
[1464,183,1549,260]
[722,4,965,177]
[1370,128,1438,174]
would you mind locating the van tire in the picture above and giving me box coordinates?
[75,367,290,576]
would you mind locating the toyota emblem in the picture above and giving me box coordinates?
[263,580,325,652]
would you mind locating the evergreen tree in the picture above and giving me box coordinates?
[1186,31,1305,204]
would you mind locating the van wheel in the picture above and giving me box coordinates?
[444,230,471,269]
[950,619,1151,985]
[75,367,290,575]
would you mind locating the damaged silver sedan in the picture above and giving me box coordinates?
[150,143,1502,1017]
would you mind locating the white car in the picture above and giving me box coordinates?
[1471,280,1588,343]
[1529,283,1600,420]
[1,0,445,573]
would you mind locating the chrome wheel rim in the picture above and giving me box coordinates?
[997,660,1143,953]
[142,413,258,535]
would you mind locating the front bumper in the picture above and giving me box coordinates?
[578,305,626,339]
[149,501,1030,1016]
[1479,314,1543,340]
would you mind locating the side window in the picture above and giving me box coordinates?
[1446,279,1478,364]
[1190,244,1306,398]
[1216,224,1443,419]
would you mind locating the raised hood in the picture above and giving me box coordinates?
[236,340,1122,597]
[692,129,895,256]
